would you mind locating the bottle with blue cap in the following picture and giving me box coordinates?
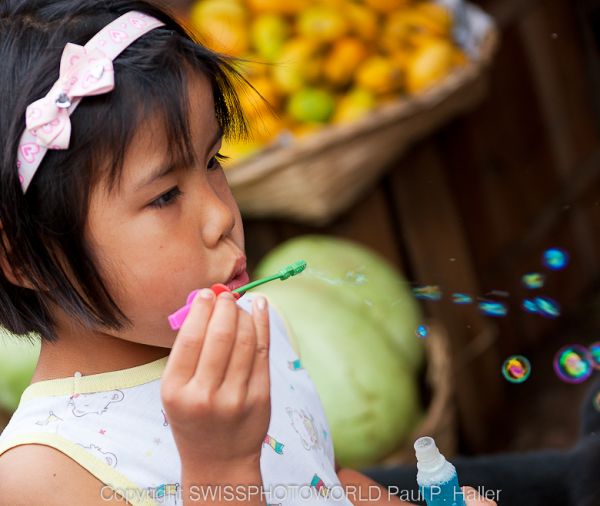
[415,436,466,506]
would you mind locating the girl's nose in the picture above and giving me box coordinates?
[199,188,236,247]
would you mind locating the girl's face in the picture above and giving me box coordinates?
[84,73,245,348]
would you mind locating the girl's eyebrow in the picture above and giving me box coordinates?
[132,127,224,193]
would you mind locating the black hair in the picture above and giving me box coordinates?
[0,0,249,343]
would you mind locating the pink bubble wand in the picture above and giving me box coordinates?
[167,260,307,330]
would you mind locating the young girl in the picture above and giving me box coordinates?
[0,1,495,505]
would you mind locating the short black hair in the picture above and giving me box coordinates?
[0,0,249,343]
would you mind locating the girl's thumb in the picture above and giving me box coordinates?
[461,486,498,505]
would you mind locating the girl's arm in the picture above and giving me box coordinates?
[162,290,272,506]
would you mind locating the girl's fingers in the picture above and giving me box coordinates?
[220,309,256,393]
[163,289,215,388]
[247,296,271,401]
[462,487,497,505]
[194,291,239,390]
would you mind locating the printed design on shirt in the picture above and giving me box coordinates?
[34,410,63,426]
[161,408,169,426]
[310,473,331,498]
[145,482,180,501]
[286,407,322,452]
[77,443,118,468]
[288,358,303,371]
[263,434,285,455]
[68,389,124,417]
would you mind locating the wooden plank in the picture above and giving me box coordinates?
[388,140,504,453]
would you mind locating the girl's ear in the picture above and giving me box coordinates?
[0,220,35,290]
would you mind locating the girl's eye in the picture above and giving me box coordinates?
[208,152,229,171]
[149,187,183,209]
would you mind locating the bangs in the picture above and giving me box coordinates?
[0,2,253,343]
[83,29,250,196]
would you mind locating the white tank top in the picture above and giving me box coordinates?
[0,292,353,506]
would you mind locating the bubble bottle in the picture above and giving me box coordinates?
[415,436,466,506]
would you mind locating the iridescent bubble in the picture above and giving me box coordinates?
[345,269,367,285]
[502,355,531,383]
[522,299,539,314]
[522,273,545,289]
[452,293,473,304]
[587,342,600,370]
[416,324,429,339]
[413,285,442,301]
[534,296,561,318]
[478,300,508,317]
[553,345,593,383]
[543,248,569,270]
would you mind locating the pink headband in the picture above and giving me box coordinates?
[16,11,165,194]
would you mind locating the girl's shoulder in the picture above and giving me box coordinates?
[0,443,129,505]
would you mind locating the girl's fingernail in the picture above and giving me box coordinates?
[199,289,214,300]
[219,291,234,300]
[256,296,267,311]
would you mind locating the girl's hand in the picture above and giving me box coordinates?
[160,289,271,471]
[462,486,498,505]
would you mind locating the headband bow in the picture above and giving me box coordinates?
[26,44,114,150]
[16,11,165,193]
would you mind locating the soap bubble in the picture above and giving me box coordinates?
[553,345,593,383]
[534,296,561,318]
[502,355,531,383]
[587,342,600,370]
[416,324,429,339]
[543,248,569,270]
[412,285,442,301]
[522,273,545,289]
[478,300,508,317]
[345,269,367,285]
[522,299,539,314]
[452,293,473,304]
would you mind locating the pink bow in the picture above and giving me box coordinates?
[25,43,114,149]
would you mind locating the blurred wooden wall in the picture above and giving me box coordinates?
[242,0,600,455]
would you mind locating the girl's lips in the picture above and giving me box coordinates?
[225,270,250,291]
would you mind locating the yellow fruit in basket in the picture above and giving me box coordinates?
[272,39,322,94]
[236,84,273,119]
[413,2,453,36]
[405,39,455,94]
[332,88,376,124]
[190,0,246,26]
[247,0,305,15]
[287,88,336,124]
[251,14,289,63]
[219,137,263,166]
[356,56,403,95]
[248,76,282,110]
[364,0,411,14]
[345,3,379,41]
[388,47,412,72]
[250,112,285,142]
[323,37,369,88]
[193,16,248,56]
[297,6,349,43]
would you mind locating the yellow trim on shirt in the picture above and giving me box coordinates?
[20,356,168,401]
[18,290,301,403]
[0,432,159,506]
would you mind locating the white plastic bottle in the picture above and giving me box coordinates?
[414,436,467,506]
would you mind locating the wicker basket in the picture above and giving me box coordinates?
[225,19,499,226]
[378,319,456,466]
